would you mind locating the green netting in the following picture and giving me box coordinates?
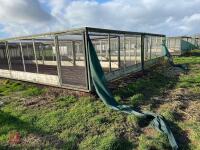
[87,35,178,150]
[162,42,188,71]
[181,40,196,52]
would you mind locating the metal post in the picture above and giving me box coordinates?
[145,37,148,60]
[117,36,121,68]
[54,36,62,86]
[83,32,89,90]
[84,29,92,91]
[135,36,138,64]
[174,38,177,51]
[129,39,131,61]
[141,34,145,71]
[72,41,76,66]
[108,34,111,72]
[150,37,152,59]
[5,42,12,70]
[51,44,56,61]
[100,40,102,61]
[32,40,39,73]
[155,37,158,57]
[123,35,126,67]
[19,42,26,72]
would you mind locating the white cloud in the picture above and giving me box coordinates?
[0,0,53,23]
[0,0,55,37]
[0,0,200,38]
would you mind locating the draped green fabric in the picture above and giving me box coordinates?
[87,36,178,150]
[162,42,188,71]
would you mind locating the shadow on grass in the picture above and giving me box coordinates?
[113,70,179,103]
[168,120,191,150]
[111,60,195,149]
[0,110,67,149]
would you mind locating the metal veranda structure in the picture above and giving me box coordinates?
[0,27,165,92]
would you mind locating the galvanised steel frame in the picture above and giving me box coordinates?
[0,27,166,92]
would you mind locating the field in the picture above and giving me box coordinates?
[0,50,200,150]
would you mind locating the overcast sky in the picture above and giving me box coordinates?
[0,0,200,38]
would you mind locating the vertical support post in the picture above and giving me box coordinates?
[117,36,121,68]
[135,36,138,64]
[83,31,89,90]
[150,37,152,59]
[161,36,164,56]
[141,34,145,71]
[52,43,55,61]
[100,40,102,61]
[174,38,177,51]
[168,38,170,54]
[19,42,26,72]
[123,35,126,68]
[5,42,12,70]
[32,39,39,73]
[38,45,41,59]
[129,39,131,61]
[108,34,111,72]
[84,28,92,91]
[145,37,148,60]
[155,37,158,57]
[54,36,62,86]
[72,41,76,66]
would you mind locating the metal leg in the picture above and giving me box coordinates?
[32,40,39,73]
[54,36,62,86]
[108,34,111,72]
[5,42,12,70]
[20,42,26,72]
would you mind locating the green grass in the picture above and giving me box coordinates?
[0,80,44,97]
[0,50,200,149]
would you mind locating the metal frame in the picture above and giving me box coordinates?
[0,27,166,92]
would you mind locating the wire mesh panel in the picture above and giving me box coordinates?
[155,36,164,57]
[57,34,87,88]
[122,35,141,67]
[32,37,58,75]
[17,41,37,73]
[7,41,24,72]
[91,34,111,73]
[88,29,143,81]
[166,37,181,55]
[0,43,9,70]
[144,35,164,61]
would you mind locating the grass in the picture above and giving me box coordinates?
[0,50,200,149]
[129,93,145,107]
[0,80,44,97]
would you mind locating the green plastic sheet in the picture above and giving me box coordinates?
[87,35,178,150]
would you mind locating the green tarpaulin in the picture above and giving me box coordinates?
[162,42,188,71]
[87,35,178,150]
